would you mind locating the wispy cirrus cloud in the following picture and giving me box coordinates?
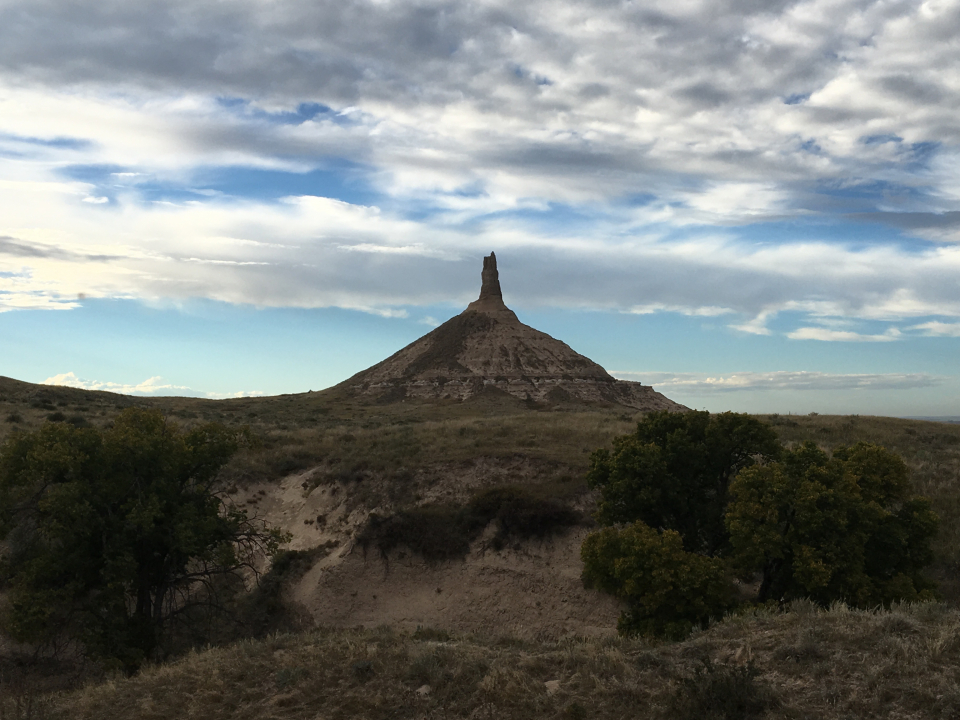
[613,371,943,393]
[787,327,902,342]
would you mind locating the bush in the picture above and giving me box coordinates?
[0,409,286,672]
[583,411,776,637]
[466,486,583,550]
[581,522,734,639]
[357,486,584,562]
[582,413,938,638]
[359,506,470,562]
[726,441,939,607]
[587,411,780,555]
[666,661,779,720]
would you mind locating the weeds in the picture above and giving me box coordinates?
[357,486,585,562]
[32,602,960,719]
[667,661,779,720]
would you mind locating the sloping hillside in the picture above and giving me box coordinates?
[42,602,960,719]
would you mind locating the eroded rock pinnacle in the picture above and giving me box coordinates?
[479,252,503,300]
[465,252,511,314]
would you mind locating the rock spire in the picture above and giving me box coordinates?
[479,252,502,300]
[466,252,512,314]
[339,254,686,411]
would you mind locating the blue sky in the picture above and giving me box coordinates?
[1,0,959,415]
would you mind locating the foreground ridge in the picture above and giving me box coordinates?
[342,253,686,411]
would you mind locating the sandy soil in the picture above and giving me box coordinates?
[230,465,622,639]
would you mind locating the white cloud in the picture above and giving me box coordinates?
[626,303,733,317]
[787,327,902,342]
[0,0,958,332]
[684,183,790,220]
[730,310,776,336]
[1,173,960,325]
[613,370,942,392]
[42,372,264,399]
[911,321,960,337]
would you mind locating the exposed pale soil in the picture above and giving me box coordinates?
[230,462,621,640]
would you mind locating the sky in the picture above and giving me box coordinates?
[1,0,959,416]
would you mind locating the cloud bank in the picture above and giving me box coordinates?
[43,372,263,399]
[1,0,959,340]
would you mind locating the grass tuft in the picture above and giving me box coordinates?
[356,486,585,562]
[666,661,779,720]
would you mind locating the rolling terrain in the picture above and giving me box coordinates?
[3,374,960,717]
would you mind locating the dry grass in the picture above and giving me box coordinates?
[4,380,960,717]
[4,377,960,599]
[217,410,635,489]
[31,602,960,720]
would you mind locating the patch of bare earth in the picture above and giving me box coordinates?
[229,458,619,639]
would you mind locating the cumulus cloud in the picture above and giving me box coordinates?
[614,370,942,392]
[43,372,264,399]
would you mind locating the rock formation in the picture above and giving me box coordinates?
[341,254,686,411]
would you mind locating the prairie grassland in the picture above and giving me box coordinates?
[36,601,960,720]
[218,410,636,489]
[4,373,960,595]
[4,377,960,717]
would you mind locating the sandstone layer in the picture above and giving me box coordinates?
[343,253,686,411]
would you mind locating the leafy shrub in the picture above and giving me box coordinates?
[466,486,583,550]
[583,412,938,638]
[726,441,939,607]
[0,409,285,672]
[360,506,469,561]
[357,486,584,562]
[587,410,780,555]
[45,411,66,422]
[666,661,779,720]
[581,522,734,639]
[4,412,21,424]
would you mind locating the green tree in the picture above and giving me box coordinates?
[582,413,939,637]
[587,411,781,554]
[726,441,938,606]
[581,522,734,639]
[0,408,286,672]
[582,411,777,638]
